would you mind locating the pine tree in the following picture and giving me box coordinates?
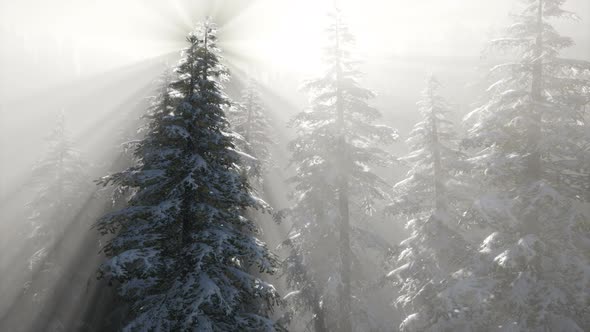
[228,80,274,187]
[282,10,398,332]
[26,112,89,294]
[449,0,590,330]
[96,20,282,332]
[24,112,91,328]
[388,76,468,219]
[385,76,473,331]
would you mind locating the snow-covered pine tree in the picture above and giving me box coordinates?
[228,79,274,187]
[385,76,473,332]
[24,111,91,329]
[96,20,282,332]
[388,76,468,219]
[448,0,590,330]
[282,10,398,332]
[26,112,89,294]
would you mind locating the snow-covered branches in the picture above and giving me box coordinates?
[228,80,275,187]
[96,20,282,332]
[282,11,397,332]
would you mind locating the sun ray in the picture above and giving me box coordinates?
[0,187,103,329]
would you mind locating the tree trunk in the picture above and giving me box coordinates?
[180,187,195,276]
[430,92,445,216]
[334,15,353,332]
[524,0,544,233]
[245,92,253,142]
[337,170,352,332]
[526,0,543,183]
[312,298,328,332]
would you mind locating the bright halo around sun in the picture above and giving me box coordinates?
[220,0,331,77]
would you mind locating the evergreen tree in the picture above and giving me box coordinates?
[388,76,468,219]
[24,112,91,328]
[27,113,91,302]
[385,76,473,332]
[96,20,282,331]
[282,11,397,332]
[228,80,274,187]
[442,0,590,330]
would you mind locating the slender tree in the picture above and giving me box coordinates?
[228,80,274,187]
[445,0,590,330]
[96,21,282,331]
[283,10,398,332]
[26,113,88,292]
[385,76,472,331]
[24,112,91,328]
[388,76,468,219]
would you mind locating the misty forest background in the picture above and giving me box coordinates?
[1,0,590,331]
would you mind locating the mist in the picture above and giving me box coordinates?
[1,0,589,331]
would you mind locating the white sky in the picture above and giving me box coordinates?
[0,0,589,213]
[1,0,589,92]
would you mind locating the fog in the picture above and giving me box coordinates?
[1,0,589,331]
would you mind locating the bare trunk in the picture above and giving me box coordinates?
[337,170,352,332]
[312,302,327,332]
[309,195,329,332]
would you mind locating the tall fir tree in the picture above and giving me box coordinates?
[25,112,91,327]
[385,76,473,332]
[228,80,274,187]
[282,10,398,332]
[440,0,590,330]
[96,20,282,332]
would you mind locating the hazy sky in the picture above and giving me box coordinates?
[1,0,589,195]
[1,0,589,98]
